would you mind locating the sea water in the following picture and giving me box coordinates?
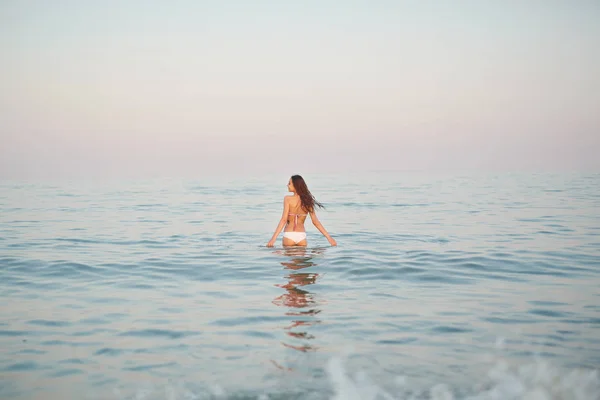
[1,172,599,399]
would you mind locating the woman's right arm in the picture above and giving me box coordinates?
[310,211,337,246]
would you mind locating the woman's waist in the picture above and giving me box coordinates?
[283,228,306,233]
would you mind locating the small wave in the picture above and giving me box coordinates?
[77,355,600,400]
[0,330,30,336]
[527,309,572,318]
[95,347,125,356]
[2,361,46,372]
[53,238,165,246]
[117,329,200,339]
[123,362,178,372]
[48,368,84,378]
[327,355,600,400]
[28,319,72,327]
[40,339,102,347]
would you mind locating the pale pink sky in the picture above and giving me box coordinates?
[1,1,599,179]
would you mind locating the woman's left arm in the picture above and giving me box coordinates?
[267,197,290,247]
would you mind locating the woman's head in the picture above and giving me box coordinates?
[287,175,324,212]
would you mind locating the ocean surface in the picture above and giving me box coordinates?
[1,172,599,400]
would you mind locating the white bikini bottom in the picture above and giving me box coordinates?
[283,232,307,243]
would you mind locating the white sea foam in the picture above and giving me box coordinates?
[104,354,599,400]
[327,355,599,400]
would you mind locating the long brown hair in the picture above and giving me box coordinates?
[291,175,324,213]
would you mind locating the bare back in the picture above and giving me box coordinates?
[285,195,308,232]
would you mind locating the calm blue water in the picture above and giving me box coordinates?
[1,172,599,399]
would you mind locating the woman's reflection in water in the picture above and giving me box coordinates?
[272,247,325,363]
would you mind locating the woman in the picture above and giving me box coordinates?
[266,175,337,247]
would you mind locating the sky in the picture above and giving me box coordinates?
[1,0,599,180]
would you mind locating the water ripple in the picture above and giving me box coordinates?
[117,329,200,339]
